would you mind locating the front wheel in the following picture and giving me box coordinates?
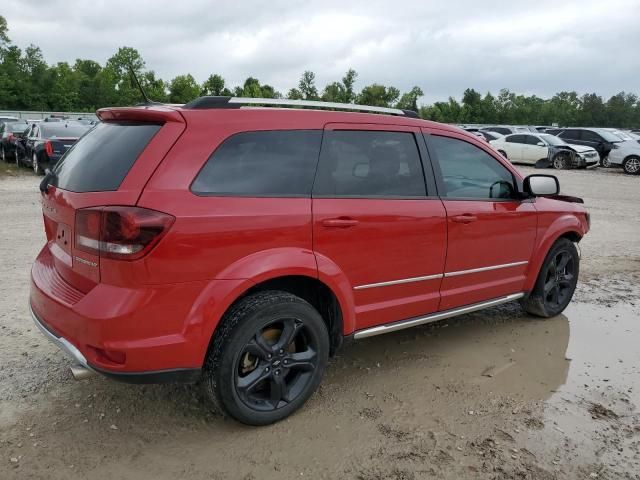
[521,238,579,318]
[600,156,611,168]
[622,156,640,175]
[552,153,570,170]
[203,291,329,425]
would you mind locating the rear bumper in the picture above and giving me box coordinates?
[29,303,201,384]
[29,246,245,382]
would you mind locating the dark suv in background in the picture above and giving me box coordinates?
[554,128,623,162]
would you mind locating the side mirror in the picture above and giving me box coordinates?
[536,142,545,147]
[524,174,559,196]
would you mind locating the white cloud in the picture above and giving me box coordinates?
[3,0,639,103]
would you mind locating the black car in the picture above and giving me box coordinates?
[0,121,28,163]
[20,122,91,174]
[555,128,624,162]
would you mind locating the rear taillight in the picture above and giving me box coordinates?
[7,134,14,141]
[75,206,174,261]
[45,140,53,156]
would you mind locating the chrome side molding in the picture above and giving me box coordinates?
[443,261,529,278]
[353,292,525,340]
[354,273,443,290]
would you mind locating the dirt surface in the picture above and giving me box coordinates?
[1,162,639,480]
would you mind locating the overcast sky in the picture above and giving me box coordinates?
[3,0,639,104]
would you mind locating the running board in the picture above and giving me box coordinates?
[353,293,525,340]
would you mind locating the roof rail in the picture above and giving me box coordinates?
[182,96,419,118]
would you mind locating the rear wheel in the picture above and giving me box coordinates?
[203,291,329,425]
[521,238,579,318]
[622,156,640,175]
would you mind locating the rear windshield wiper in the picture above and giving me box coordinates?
[39,169,58,193]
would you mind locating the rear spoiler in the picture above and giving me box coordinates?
[97,106,185,123]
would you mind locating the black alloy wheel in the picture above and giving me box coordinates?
[204,291,329,425]
[542,250,575,310]
[235,317,318,411]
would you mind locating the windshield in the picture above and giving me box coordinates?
[596,129,624,142]
[40,124,91,138]
[540,134,566,146]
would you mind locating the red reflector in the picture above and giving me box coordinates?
[45,140,53,156]
[75,207,174,261]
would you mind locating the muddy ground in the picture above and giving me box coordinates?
[1,162,639,480]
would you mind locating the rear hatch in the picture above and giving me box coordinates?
[39,107,186,293]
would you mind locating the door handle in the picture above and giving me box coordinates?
[322,218,359,228]
[451,214,477,224]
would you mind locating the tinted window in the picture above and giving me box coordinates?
[581,130,602,142]
[7,123,28,132]
[430,135,515,200]
[487,127,512,135]
[41,124,91,138]
[525,135,542,145]
[559,129,580,140]
[313,131,426,197]
[192,130,322,196]
[53,122,161,193]
[506,134,526,144]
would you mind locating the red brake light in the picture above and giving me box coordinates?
[45,140,53,156]
[75,206,174,261]
[7,133,14,141]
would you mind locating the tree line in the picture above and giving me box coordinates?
[0,16,638,127]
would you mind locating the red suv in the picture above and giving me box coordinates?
[30,97,589,425]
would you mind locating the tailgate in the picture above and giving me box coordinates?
[40,111,186,292]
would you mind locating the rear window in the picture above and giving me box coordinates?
[41,124,91,138]
[191,130,322,197]
[53,122,161,193]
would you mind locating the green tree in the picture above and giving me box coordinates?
[105,47,146,106]
[396,86,424,111]
[202,74,226,96]
[357,84,400,107]
[0,15,9,47]
[298,71,318,100]
[168,74,200,103]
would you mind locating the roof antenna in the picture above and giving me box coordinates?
[127,62,154,105]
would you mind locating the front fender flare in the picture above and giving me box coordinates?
[524,214,586,291]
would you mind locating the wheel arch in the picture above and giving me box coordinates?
[524,218,584,292]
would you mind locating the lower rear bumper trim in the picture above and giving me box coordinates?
[30,302,201,384]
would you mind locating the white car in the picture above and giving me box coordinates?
[605,140,640,174]
[490,133,599,169]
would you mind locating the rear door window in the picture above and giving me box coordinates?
[559,130,580,140]
[506,135,526,144]
[313,130,426,197]
[53,122,161,193]
[191,130,322,197]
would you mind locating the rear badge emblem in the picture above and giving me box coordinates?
[74,256,97,267]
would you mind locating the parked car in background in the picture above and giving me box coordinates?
[0,120,28,162]
[483,125,537,135]
[0,116,19,123]
[604,139,640,174]
[19,122,92,174]
[602,128,640,144]
[490,133,599,169]
[477,130,504,142]
[30,97,589,425]
[554,128,623,163]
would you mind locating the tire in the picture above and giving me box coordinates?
[622,156,640,175]
[552,153,570,170]
[32,152,43,175]
[203,291,329,425]
[521,238,579,318]
[498,150,507,159]
[1,146,5,163]
[600,156,611,168]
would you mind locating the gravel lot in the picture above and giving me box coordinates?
[1,162,639,480]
